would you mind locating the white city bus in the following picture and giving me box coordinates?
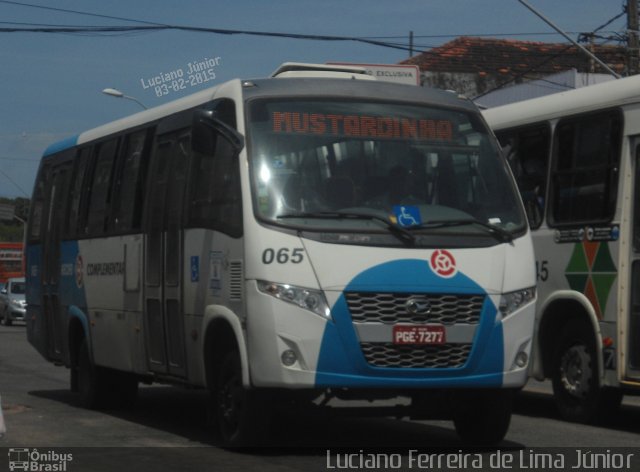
[483,74,640,423]
[26,63,535,446]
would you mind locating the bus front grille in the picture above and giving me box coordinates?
[345,292,484,325]
[345,292,484,369]
[360,342,472,368]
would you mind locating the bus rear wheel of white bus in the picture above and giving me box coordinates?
[551,320,622,423]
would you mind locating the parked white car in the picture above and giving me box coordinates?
[0,277,26,326]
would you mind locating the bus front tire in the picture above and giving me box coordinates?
[551,320,622,423]
[452,389,513,446]
[213,349,271,447]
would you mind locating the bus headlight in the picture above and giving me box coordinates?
[257,281,331,319]
[499,287,535,318]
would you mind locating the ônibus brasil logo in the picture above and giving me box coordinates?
[430,249,457,278]
[8,448,73,471]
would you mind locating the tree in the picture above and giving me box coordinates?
[0,197,30,242]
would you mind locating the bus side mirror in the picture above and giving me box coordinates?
[193,109,244,154]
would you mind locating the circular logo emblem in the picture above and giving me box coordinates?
[586,226,594,241]
[430,249,457,278]
[75,254,84,288]
[405,297,431,315]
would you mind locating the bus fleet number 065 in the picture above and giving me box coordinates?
[262,248,305,265]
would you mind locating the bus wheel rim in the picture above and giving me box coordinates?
[218,367,242,435]
[559,344,592,398]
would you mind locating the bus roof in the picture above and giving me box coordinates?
[270,62,370,78]
[482,74,640,130]
[43,82,228,157]
[43,73,475,158]
[242,76,472,108]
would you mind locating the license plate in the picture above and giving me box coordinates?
[392,325,446,345]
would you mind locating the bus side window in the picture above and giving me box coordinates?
[189,131,242,238]
[550,111,621,224]
[47,162,72,281]
[634,145,640,252]
[86,139,119,236]
[65,147,91,238]
[496,125,550,229]
[112,129,152,233]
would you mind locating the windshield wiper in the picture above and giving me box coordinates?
[276,211,416,246]
[408,218,513,243]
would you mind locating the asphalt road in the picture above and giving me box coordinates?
[1,322,639,472]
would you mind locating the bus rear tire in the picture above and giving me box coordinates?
[551,320,622,423]
[214,349,271,447]
[452,389,513,446]
[110,371,139,408]
[76,338,138,409]
[77,338,108,409]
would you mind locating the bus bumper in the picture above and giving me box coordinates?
[246,282,534,390]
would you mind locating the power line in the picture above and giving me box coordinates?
[3,0,626,43]
[0,18,625,46]
[592,9,626,33]
[0,22,575,52]
[0,0,166,26]
[0,20,113,27]
[363,31,622,40]
[0,168,30,198]
[3,23,622,60]
[1,0,626,54]
[472,44,575,100]
[0,21,625,52]
[0,156,39,162]
[0,24,416,52]
[517,0,620,78]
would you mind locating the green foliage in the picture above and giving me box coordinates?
[0,197,30,242]
[0,224,23,242]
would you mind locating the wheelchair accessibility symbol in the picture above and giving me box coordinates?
[393,205,421,228]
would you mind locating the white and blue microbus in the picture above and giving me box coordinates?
[26,63,535,446]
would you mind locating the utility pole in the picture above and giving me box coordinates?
[583,33,596,74]
[628,0,639,75]
[409,31,414,58]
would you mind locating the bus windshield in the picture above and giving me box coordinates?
[248,99,525,240]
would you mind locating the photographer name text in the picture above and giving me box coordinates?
[326,449,635,470]
[140,56,222,97]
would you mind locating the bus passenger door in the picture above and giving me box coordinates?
[628,142,640,380]
[41,162,71,361]
[143,130,190,377]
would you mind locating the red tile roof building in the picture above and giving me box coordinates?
[400,37,626,98]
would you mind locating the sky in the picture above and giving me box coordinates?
[0,0,628,198]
